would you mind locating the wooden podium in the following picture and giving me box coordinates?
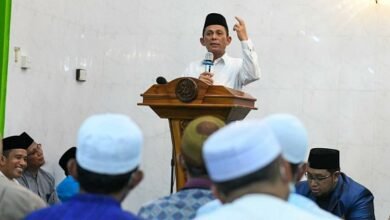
[138,77,257,190]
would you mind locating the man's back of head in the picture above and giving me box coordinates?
[74,113,144,196]
[181,116,225,178]
[202,120,289,202]
[262,114,308,180]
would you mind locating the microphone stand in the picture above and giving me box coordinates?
[170,148,175,194]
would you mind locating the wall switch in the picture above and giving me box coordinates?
[76,69,87,82]
[21,55,30,69]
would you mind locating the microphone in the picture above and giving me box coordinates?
[202,52,214,73]
[156,76,168,84]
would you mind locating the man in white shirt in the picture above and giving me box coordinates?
[0,135,28,183]
[195,119,328,220]
[183,13,260,90]
[197,114,340,219]
[0,137,46,220]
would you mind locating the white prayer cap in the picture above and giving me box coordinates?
[76,113,143,175]
[203,120,281,182]
[263,114,308,164]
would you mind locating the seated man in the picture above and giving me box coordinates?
[196,120,325,219]
[0,135,28,183]
[25,113,144,220]
[16,132,59,204]
[0,136,46,220]
[296,148,375,219]
[138,116,225,219]
[56,146,79,202]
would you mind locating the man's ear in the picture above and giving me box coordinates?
[211,184,226,204]
[178,154,188,172]
[68,158,78,180]
[295,162,307,182]
[0,155,6,166]
[200,37,206,46]
[128,170,144,191]
[280,158,292,183]
[226,36,232,45]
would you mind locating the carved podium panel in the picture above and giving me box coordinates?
[138,77,257,190]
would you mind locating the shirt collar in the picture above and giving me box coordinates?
[71,193,122,207]
[181,177,212,190]
[0,171,20,184]
[214,53,230,65]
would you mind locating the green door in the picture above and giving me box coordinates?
[0,0,12,135]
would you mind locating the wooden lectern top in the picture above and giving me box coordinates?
[138,77,257,122]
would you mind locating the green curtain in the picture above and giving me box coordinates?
[0,0,11,136]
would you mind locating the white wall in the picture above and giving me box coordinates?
[6,0,390,219]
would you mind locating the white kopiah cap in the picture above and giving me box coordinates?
[76,113,143,175]
[263,114,308,164]
[203,120,281,182]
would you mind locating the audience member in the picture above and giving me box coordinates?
[197,115,340,219]
[25,113,144,220]
[16,132,59,204]
[195,120,326,219]
[138,116,225,219]
[296,148,375,219]
[0,136,46,220]
[264,114,340,219]
[0,135,28,183]
[56,146,80,202]
[183,13,260,90]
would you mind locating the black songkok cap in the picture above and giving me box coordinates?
[203,13,229,35]
[59,147,76,175]
[20,132,34,147]
[308,148,340,169]
[3,135,29,151]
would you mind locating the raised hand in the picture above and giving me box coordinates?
[233,16,248,41]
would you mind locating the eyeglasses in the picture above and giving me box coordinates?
[305,172,333,183]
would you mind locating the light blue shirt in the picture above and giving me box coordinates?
[197,193,341,219]
[288,193,341,219]
[195,194,331,220]
[56,176,80,202]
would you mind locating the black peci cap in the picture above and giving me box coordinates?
[3,135,29,151]
[59,147,77,176]
[203,13,229,35]
[20,132,34,147]
[308,148,340,169]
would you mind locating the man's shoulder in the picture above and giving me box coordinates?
[339,173,373,200]
[142,189,213,208]
[139,189,213,219]
[0,176,43,202]
[295,180,311,194]
[39,168,55,181]
[289,193,340,219]
[26,199,140,220]
[196,194,326,220]
[0,178,46,219]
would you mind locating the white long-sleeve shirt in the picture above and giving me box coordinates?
[183,40,261,90]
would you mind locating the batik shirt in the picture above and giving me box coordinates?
[138,178,214,220]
